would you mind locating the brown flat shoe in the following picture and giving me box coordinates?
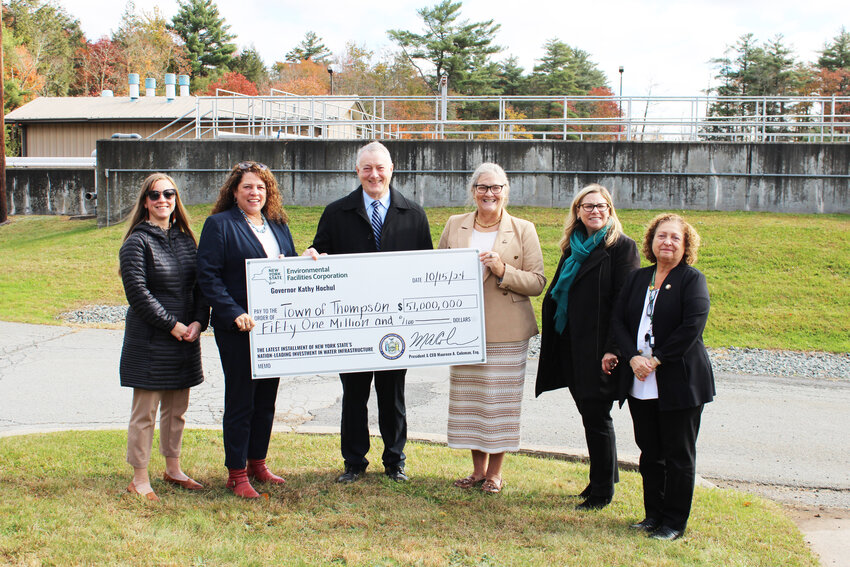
[127,481,160,502]
[163,473,204,490]
[453,475,485,489]
[481,478,506,494]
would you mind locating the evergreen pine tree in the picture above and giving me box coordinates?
[170,0,236,77]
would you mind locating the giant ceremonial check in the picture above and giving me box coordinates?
[245,249,486,378]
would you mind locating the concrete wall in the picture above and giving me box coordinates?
[85,139,849,225]
[5,168,96,216]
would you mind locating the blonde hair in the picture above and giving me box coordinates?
[123,173,195,244]
[558,184,623,252]
[642,213,701,265]
[466,162,510,209]
[210,161,289,224]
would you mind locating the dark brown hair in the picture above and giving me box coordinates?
[210,161,289,224]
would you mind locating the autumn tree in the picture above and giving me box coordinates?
[285,31,331,62]
[170,0,235,78]
[270,59,329,95]
[810,28,850,131]
[114,3,190,92]
[202,71,258,95]
[5,0,84,96]
[73,37,127,96]
[388,0,501,94]
[2,16,44,110]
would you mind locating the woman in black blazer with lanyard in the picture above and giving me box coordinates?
[197,161,296,498]
[611,213,714,541]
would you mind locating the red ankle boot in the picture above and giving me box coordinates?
[247,458,286,485]
[226,468,260,498]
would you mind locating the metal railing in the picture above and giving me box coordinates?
[149,94,850,143]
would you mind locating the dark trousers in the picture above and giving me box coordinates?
[572,395,619,497]
[215,330,280,470]
[340,369,407,470]
[628,397,703,531]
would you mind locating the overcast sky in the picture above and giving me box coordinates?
[57,0,847,98]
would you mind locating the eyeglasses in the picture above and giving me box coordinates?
[237,161,269,171]
[474,184,505,194]
[146,189,177,201]
[579,202,610,212]
[646,289,658,318]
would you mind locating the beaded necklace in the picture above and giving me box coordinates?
[240,208,268,233]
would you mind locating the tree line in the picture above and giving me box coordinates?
[3,0,850,148]
[705,30,850,136]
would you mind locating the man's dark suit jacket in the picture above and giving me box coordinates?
[311,186,432,254]
[611,263,715,411]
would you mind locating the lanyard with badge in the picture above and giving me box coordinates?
[645,269,659,350]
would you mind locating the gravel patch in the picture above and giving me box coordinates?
[527,337,850,380]
[60,305,849,380]
[59,305,128,325]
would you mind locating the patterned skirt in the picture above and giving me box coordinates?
[447,340,529,453]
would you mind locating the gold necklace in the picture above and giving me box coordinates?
[474,213,501,228]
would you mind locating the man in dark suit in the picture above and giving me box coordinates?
[305,141,433,483]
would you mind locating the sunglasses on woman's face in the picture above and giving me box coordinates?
[237,162,269,171]
[147,189,177,201]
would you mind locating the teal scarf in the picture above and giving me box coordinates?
[550,220,611,333]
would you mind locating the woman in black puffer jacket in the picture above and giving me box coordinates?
[119,173,209,502]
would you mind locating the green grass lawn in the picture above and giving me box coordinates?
[0,430,817,566]
[0,207,848,352]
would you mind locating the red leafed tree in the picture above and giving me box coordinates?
[587,86,621,138]
[810,68,850,130]
[202,71,259,95]
[75,37,127,96]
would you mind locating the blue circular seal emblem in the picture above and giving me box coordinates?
[379,333,405,360]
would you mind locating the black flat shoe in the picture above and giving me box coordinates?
[336,466,365,483]
[575,494,612,510]
[649,526,684,541]
[629,518,660,532]
[384,466,408,482]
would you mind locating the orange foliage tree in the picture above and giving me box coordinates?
[270,59,329,95]
[808,67,850,132]
[202,71,259,95]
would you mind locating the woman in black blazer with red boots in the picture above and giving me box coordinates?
[611,213,714,541]
[197,161,296,498]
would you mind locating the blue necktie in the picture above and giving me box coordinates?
[370,201,383,251]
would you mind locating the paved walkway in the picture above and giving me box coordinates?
[1,321,848,565]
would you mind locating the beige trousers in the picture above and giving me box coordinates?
[126,388,190,468]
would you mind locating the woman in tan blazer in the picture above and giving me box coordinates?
[438,163,545,493]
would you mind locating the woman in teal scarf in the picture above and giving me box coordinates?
[535,184,639,510]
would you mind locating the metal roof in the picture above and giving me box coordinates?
[5,96,364,123]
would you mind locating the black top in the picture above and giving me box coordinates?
[197,206,297,332]
[119,222,209,390]
[611,263,715,411]
[311,186,433,254]
[536,234,640,400]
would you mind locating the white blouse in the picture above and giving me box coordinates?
[630,286,659,400]
[253,223,281,259]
